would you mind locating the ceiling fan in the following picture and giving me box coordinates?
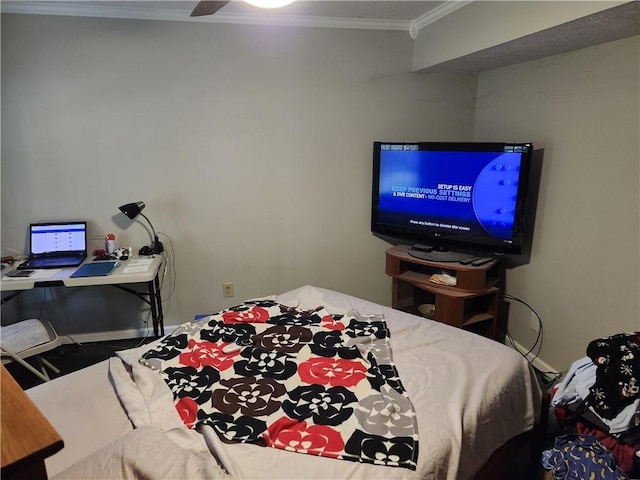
[191,1,230,17]
[190,0,295,17]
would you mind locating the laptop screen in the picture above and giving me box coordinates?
[30,222,87,255]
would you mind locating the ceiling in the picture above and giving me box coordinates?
[425,1,640,72]
[2,1,638,72]
[0,1,462,37]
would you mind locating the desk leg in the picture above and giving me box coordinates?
[153,274,164,336]
[113,279,164,337]
[147,275,164,337]
[1,291,24,305]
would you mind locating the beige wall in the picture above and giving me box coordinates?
[474,36,640,371]
[1,14,477,338]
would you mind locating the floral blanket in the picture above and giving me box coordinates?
[139,299,419,470]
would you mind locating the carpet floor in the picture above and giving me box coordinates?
[4,338,149,390]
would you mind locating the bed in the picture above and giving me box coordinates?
[26,285,541,480]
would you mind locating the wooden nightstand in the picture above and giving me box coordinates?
[1,365,64,479]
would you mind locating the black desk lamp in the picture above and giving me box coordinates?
[118,201,164,254]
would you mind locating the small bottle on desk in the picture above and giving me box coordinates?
[105,234,117,255]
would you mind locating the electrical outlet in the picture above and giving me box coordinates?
[529,312,539,332]
[223,282,234,298]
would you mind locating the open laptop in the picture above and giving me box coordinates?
[17,222,88,269]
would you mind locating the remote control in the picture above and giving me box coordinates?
[459,256,480,265]
[471,257,494,266]
[411,244,434,252]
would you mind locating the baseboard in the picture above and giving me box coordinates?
[508,338,558,375]
[59,326,178,345]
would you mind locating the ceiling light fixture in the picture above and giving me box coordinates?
[244,0,295,9]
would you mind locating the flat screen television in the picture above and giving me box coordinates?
[371,141,538,262]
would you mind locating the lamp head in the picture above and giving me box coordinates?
[119,202,146,220]
[117,201,163,255]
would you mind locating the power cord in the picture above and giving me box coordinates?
[136,306,152,345]
[156,231,176,302]
[504,293,562,386]
[505,293,543,358]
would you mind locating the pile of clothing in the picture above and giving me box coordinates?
[545,332,640,479]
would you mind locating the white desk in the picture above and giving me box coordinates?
[1,255,166,336]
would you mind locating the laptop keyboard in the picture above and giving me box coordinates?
[24,256,83,268]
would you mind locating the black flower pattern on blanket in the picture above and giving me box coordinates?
[140,300,419,470]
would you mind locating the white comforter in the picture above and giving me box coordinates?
[38,285,541,480]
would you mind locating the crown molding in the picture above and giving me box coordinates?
[409,0,473,39]
[1,1,410,31]
[1,1,470,36]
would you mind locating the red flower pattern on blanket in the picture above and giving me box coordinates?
[298,357,368,387]
[140,300,419,470]
[222,306,269,324]
[176,396,198,428]
[179,339,238,370]
[263,416,344,458]
[321,314,346,331]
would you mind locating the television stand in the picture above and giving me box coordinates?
[386,245,501,339]
[407,247,471,263]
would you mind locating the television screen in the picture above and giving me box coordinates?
[371,141,536,261]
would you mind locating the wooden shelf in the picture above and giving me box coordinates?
[464,312,495,326]
[385,245,500,339]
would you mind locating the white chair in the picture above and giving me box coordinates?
[1,318,61,382]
